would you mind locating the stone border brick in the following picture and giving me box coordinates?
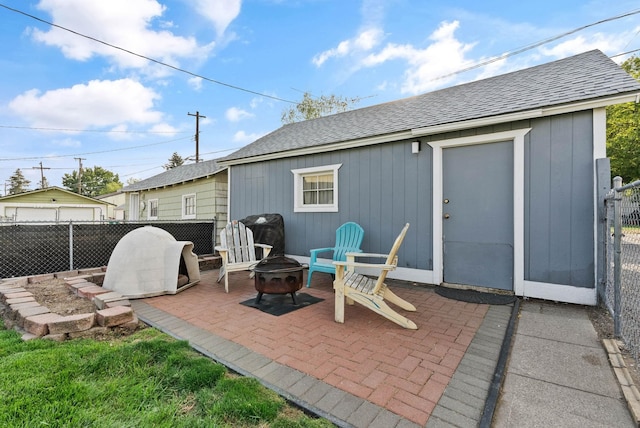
[603,338,640,425]
[10,301,41,311]
[28,274,55,283]
[67,280,93,294]
[94,292,125,310]
[96,306,134,327]
[2,268,142,341]
[16,306,51,327]
[54,271,79,279]
[48,313,96,334]
[77,285,110,299]
[24,313,64,336]
[6,296,36,305]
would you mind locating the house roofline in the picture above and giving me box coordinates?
[122,166,228,192]
[413,93,639,137]
[218,93,639,167]
[0,186,114,205]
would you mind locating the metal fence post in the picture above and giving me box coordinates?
[613,176,623,337]
[69,220,74,271]
[212,216,217,252]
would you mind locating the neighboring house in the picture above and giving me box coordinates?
[96,191,126,220]
[0,186,112,223]
[121,159,228,232]
[217,50,640,305]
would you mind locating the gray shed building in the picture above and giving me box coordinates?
[218,50,640,305]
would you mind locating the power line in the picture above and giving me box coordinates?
[0,124,189,134]
[0,3,296,104]
[610,48,640,59]
[0,135,193,161]
[431,8,640,82]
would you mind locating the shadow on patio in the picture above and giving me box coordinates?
[134,268,498,426]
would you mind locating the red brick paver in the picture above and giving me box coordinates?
[142,270,488,426]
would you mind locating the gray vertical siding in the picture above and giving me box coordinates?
[525,111,594,287]
[229,141,434,270]
[230,111,595,288]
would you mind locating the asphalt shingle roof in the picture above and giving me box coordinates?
[222,50,640,162]
[122,159,225,192]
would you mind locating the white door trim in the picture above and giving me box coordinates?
[427,128,531,293]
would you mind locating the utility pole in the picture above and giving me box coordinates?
[188,111,206,163]
[32,161,51,189]
[74,157,86,194]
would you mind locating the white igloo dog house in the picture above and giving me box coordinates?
[103,226,201,298]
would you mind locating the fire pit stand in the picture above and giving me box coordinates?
[252,256,306,304]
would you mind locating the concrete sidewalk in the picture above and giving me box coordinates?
[493,300,635,427]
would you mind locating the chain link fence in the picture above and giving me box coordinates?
[0,219,216,279]
[603,177,640,363]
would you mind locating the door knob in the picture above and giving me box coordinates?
[444,199,449,204]
[444,213,450,219]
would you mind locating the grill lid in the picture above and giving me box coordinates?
[253,255,303,273]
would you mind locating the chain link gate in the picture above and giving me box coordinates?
[603,177,640,364]
[0,219,216,279]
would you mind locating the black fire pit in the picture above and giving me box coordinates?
[253,256,306,304]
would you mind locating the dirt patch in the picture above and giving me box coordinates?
[3,278,146,340]
[22,278,96,315]
[587,304,640,387]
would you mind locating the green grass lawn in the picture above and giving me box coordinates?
[0,322,332,427]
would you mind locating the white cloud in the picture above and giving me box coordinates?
[361,21,476,94]
[539,31,630,59]
[188,77,203,91]
[226,107,254,122]
[313,28,384,66]
[52,138,81,147]
[233,130,263,144]
[32,0,211,74]
[249,96,263,109]
[193,0,242,37]
[148,123,179,135]
[9,78,164,130]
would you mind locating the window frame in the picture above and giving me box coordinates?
[147,199,158,220]
[182,194,196,219]
[291,164,341,213]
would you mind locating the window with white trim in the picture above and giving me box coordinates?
[182,194,196,219]
[148,199,158,220]
[292,164,341,212]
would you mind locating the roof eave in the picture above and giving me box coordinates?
[412,92,640,137]
[122,166,228,192]
[219,92,640,167]
[217,130,416,166]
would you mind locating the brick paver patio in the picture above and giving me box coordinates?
[142,269,489,425]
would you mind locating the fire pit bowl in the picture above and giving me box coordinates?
[253,256,306,304]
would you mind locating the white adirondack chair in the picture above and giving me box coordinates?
[333,223,417,329]
[215,221,273,293]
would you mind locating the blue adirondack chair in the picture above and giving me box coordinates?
[306,222,364,287]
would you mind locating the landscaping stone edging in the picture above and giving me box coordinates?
[0,256,220,341]
[0,270,138,341]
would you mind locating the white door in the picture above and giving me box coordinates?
[129,193,140,221]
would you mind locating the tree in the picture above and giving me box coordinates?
[281,92,362,124]
[164,152,185,170]
[7,168,30,195]
[607,56,640,183]
[62,166,123,198]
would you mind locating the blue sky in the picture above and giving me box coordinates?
[0,0,639,193]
